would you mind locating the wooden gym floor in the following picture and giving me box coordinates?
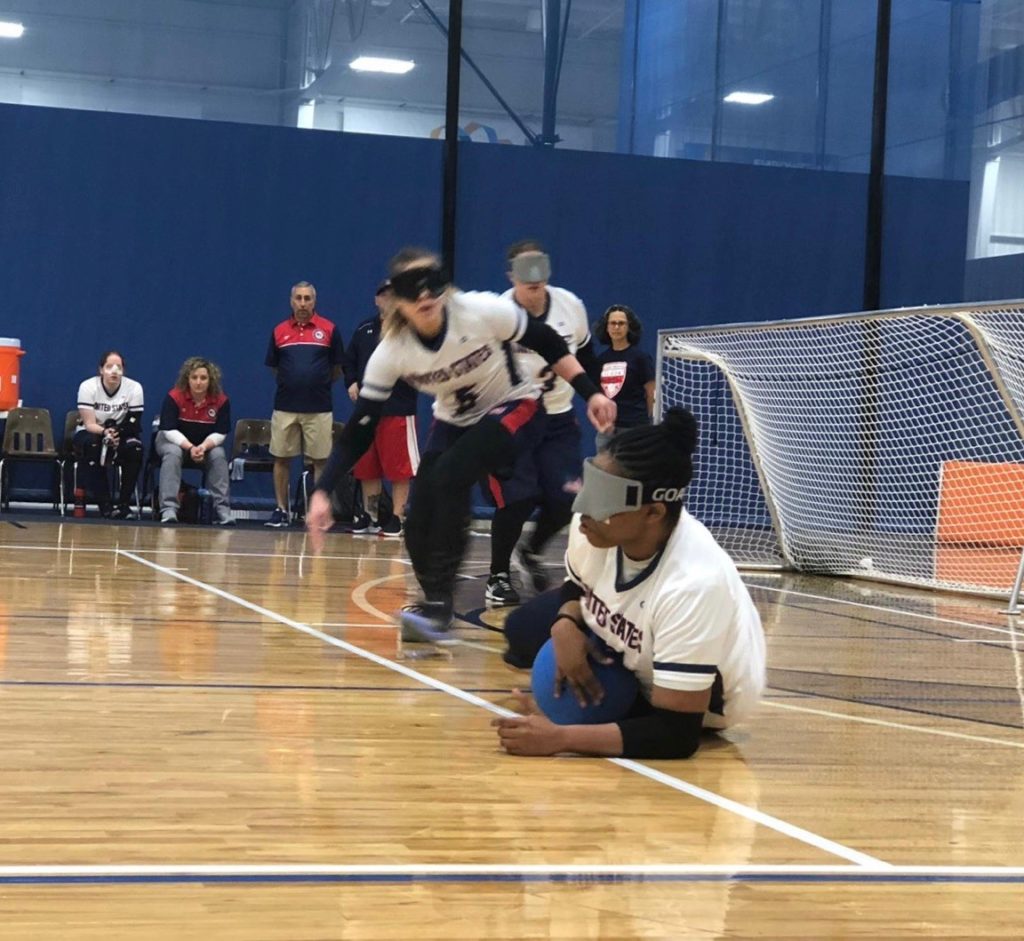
[0,516,1022,939]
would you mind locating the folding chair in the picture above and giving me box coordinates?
[0,407,63,513]
[298,421,345,517]
[61,409,81,514]
[229,419,274,476]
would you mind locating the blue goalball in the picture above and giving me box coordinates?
[530,638,640,725]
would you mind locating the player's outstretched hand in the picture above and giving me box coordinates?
[587,393,616,433]
[551,619,611,708]
[492,691,567,756]
[305,489,333,555]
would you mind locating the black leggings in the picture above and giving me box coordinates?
[403,417,518,613]
[503,588,563,667]
[74,430,143,505]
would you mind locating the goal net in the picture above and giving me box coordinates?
[658,303,1024,597]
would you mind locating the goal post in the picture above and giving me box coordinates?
[657,302,1024,597]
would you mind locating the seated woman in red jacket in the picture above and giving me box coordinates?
[155,356,233,525]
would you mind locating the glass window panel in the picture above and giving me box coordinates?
[968,0,1024,259]
[0,0,289,124]
[309,0,447,138]
[822,2,877,173]
[886,0,978,181]
[447,0,624,152]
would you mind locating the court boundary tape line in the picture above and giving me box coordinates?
[0,543,413,565]
[119,549,887,869]
[763,700,1024,749]
[1,862,1024,885]
[749,582,1017,637]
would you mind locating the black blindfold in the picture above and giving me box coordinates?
[390,265,449,301]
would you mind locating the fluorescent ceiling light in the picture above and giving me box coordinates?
[724,91,774,105]
[349,56,415,75]
[0,21,25,39]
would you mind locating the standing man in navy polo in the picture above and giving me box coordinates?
[343,279,420,537]
[265,281,345,527]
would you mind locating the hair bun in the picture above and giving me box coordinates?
[661,407,698,458]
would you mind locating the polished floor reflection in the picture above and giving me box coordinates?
[0,519,1022,939]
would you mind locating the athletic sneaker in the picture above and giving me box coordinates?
[110,504,139,521]
[399,602,456,644]
[378,516,403,539]
[265,507,290,528]
[352,512,381,535]
[161,509,178,524]
[514,545,550,594]
[214,512,236,526]
[485,572,521,607]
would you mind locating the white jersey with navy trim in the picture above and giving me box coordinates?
[76,376,145,429]
[564,510,766,728]
[503,286,590,416]
[360,290,537,427]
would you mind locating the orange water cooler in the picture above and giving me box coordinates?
[0,338,24,411]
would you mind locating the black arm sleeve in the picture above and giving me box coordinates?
[313,397,383,494]
[575,336,598,376]
[617,707,705,759]
[121,410,143,439]
[519,317,571,364]
[559,578,585,605]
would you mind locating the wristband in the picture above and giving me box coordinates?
[553,612,588,633]
[569,372,601,401]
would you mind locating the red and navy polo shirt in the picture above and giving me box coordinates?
[265,313,345,413]
[159,388,231,443]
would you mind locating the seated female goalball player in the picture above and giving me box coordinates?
[493,407,767,759]
[305,247,616,643]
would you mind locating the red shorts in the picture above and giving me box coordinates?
[353,415,420,482]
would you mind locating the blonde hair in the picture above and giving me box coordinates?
[175,356,224,398]
[381,247,447,339]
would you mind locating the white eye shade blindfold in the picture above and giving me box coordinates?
[572,459,686,522]
[511,252,551,284]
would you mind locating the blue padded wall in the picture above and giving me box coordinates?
[0,104,969,500]
[0,104,441,453]
[456,142,968,331]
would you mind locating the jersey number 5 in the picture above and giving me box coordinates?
[453,385,479,416]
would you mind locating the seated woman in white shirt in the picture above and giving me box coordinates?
[74,350,145,519]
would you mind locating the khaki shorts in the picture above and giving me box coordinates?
[270,410,333,460]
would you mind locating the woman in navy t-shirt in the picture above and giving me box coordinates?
[591,304,656,451]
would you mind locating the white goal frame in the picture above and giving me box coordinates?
[657,300,1024,598]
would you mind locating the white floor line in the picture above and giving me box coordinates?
[951,638,1023,644]
[310,622,401,629]
[119,549,886,869]
[765,700,1024,749]
[0,862,1020,880]
[0,543,410,564]
[746,582,1016,636]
